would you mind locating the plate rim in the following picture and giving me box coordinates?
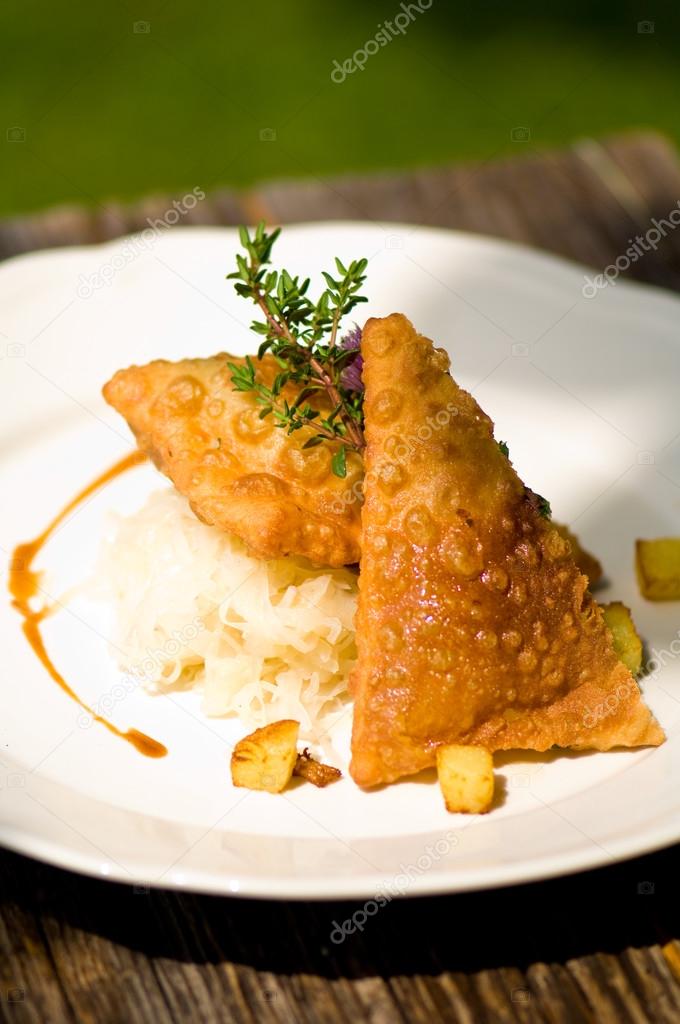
[2,777,679,900]
[2,220,680,899]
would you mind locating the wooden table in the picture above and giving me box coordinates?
[3,132,680,1023]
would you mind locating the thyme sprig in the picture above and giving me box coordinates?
[227,222,368,476]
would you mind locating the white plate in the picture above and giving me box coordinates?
[1,223,680,900]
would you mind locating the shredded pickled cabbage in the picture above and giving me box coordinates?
[98,489,357,740]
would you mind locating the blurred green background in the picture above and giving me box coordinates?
[1,0,678,217]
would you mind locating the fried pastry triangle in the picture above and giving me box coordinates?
[104,352,601,580]
[350,314,663,787]
[103,354,362,566]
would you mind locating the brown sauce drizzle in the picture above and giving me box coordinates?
[8,450,167,758]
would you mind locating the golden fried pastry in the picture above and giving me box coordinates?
[103,354,363,566]
[104,352,602,580]
[553,521,603,588]
[349,314,663,787]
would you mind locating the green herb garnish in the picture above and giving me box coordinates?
[227,222,368,476]
[537,495,552,519]
[525,487,552,520]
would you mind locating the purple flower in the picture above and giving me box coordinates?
[341,359,364,393]
[341,325,362,352]
[339,325,363,393]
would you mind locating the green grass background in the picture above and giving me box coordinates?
[1,0,678,217]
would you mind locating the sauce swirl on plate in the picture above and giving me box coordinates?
[8,450,167,759]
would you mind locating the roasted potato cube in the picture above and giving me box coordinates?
[436,745,494,814]
[230,720,299,793]
[636,539,680,601]
[553,522,603,587]
[293,749,342,788]
[602,601,643,675]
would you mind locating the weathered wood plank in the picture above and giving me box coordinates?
[567,953,652,1023]
[0,189,245,261]
[3,846,680,1023]
[621,946,680,1023]
[252,132,680,292]
[0,876,75,1023]
[3,133,680,295]
[525,962,592,1024]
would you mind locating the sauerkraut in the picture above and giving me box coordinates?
[98,489,357,739]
